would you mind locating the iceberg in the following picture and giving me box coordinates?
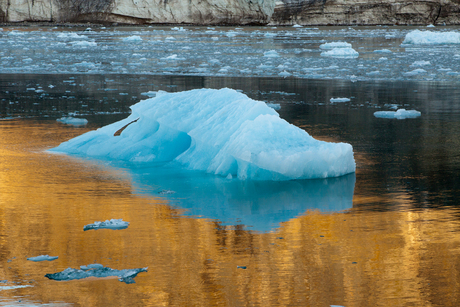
[402,30,460,45]
[374,109,421,119]
[50,88,355,180]
[330,97,350,103]
[45,264,147,284]
[83,219,129,231]
[27,255,59,262]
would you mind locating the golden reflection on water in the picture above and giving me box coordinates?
[1,119,460,306]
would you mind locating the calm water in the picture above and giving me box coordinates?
[1,25,460,306]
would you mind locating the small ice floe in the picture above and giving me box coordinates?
[45,264,147,284]
[70,41,97,47]
[319,42,352,49]
[321,47,359,58]
[264,50,280,58]
[403,68,427,76]
[171,27,187,31]
[122,35,142,42]
[162,54,184,60]
[0,284,32,290]
[266,103,281,110]
[27,255,59,262]
[427,24,435,28]
[402,30,460,44]
[141,91,157,97]
[330,97,351,103]
[374,109,421,119]
[374,49,392,53]
[83,219,129,231]
[411,60,431,66]
[158,189,175,195]
[56,117,88,126]
[278,71,291,78]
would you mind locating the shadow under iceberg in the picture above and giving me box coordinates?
[124,163,356,232]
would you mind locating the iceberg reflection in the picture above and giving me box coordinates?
[126,163,356,232]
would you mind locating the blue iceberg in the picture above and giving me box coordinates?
[50,88,355,181]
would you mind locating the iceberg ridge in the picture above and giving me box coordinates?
[50,88,356,180]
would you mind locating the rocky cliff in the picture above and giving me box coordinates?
[271,0,460,25]
[0,0,274,25]
[1,0,459,25]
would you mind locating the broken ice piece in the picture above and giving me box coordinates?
[27,255,59,262]
[83,219,129,231]
[45,265,147,284]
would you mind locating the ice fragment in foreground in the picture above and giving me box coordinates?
[50,88,355,180]
[402,30,460,44]
[45,265,147,284]
[374,109,421,119]
[83,219,129,231]
[27,255,59,262]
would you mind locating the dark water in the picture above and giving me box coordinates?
[1,74,460,306]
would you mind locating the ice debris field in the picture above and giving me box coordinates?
[50,88,356,180]
[1,26,460,81]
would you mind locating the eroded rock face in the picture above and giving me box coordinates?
[1,0,274,24]
[270,0,460,25]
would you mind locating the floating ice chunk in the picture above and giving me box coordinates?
[83,219,129,231]
[319,42,352,49]
[163,54,184,60]
[278,71,291,78]
[45,265,147,284]
[427,24,435,28]
[411,60,430,66]
[378,57,388,61]
[74,61,97,70]
[374,109,421,119]
[402,30,460,44]
[171,27,187,31]
[374,49,392,53]
[330,97,351,103]
[321,47,359,58]
[80,263,104,270]
[70,41,97,47]
[141,91,157,97]
[122,35,142,42]
[292,24,303,28]
[403,68,427,76]
[27,255,59,262]
[266,103,281,110]
[0,284,32,290]
[50,88,355,180]
[57,32,86,39]
[57,117,88,126]
[264,50,280,57]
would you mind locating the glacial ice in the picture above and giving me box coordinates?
[319,42,352,49]
[321,47,359,58]
[374,109,421,119]
[403,30,460,45]
[56,117,88,126]
[330,97,351,103]
[50,88,356,180]
[45,264,148,284]
[27,255,59,262]
[83,219,129,231]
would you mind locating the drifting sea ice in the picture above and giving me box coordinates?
[374,109,421,119]
[27,255,59,262]
[56,117,88,126]
[330,97,351,103]
[319,42,352,49]
[50,88,356,180]
[402,30,460,44]
[321,47,359,58]
[45,264,148,284]
[83,219,129,231]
